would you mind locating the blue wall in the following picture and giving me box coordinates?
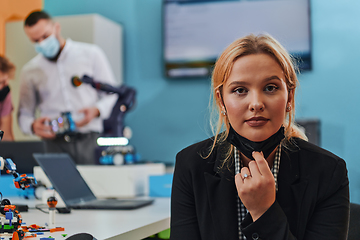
[44,0,360,203]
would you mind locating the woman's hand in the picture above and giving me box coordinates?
[235,151,276,221]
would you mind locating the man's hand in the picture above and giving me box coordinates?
[75,107,100,128]
[235,151,276,221]
[32,117,56,139]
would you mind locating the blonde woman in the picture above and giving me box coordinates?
[170,34,349,240]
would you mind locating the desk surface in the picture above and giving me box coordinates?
[8,197,170,240]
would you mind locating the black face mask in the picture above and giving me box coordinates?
[0,86,10,102]
[226,125,285,160]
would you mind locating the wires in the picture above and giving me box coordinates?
[35,203,50,214]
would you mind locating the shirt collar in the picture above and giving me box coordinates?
[57,38,73,61]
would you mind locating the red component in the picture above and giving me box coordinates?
[29,224,40,229]
[5,205,16,210]
[12,230,25,240]
[12,232,19,240]
[24,233,37,238]
[50,227,65,232]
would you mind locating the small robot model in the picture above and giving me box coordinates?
[0,130,37,239]
[0,199,23,235]
[47,196,58,228]
[50,112,77,136]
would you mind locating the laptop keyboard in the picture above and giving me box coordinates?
[72,199,154,209]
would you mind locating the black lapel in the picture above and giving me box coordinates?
[277,146,308,238]
[204,147,239,240]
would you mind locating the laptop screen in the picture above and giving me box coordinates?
[33,153,96,206]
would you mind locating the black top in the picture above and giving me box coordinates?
[170,137,349,240]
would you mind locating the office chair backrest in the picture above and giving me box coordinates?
[348,203,360,240]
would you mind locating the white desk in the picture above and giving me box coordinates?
[8,197,170,240]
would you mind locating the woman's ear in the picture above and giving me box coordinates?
[286,89,294,112]
[216,89,227,116]
[216,89,225,110]
[287,89,294,105]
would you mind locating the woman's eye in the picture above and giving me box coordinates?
[264,85,279,92]
[234,87,247,94]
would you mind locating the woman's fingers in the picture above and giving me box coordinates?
[251,151,273,178]
[235,151,276,221]
[240,167,251,181]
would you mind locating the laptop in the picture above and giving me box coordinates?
[0,141,46,173]
[32,153,154,210]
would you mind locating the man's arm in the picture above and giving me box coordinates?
[17,69,37,135]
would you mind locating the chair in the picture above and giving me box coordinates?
[348,203,360,240]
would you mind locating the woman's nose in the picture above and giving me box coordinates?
[248,92,264,112]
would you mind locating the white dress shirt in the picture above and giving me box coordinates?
[18,39,118,135]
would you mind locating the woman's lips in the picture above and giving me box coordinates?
[245,117,269,127]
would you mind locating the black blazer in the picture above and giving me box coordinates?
[171,138,349,240]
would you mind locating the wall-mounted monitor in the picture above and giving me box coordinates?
[163,0,312,78]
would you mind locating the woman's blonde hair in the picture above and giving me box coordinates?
[207,34,307,165]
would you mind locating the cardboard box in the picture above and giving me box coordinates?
[149,174,173,197]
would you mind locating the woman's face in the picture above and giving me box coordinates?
[218,53,292,142]
[0,71,9,90]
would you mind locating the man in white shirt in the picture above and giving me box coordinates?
[18,11,118,164]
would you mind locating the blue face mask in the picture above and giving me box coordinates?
[35,34,60,58]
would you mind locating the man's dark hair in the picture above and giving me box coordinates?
[24,10,52,27]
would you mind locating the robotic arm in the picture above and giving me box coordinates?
[0,157,37,190]
[72,75,136,137]
[0,131,37,190]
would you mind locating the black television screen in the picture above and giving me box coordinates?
[163,0,312,78]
